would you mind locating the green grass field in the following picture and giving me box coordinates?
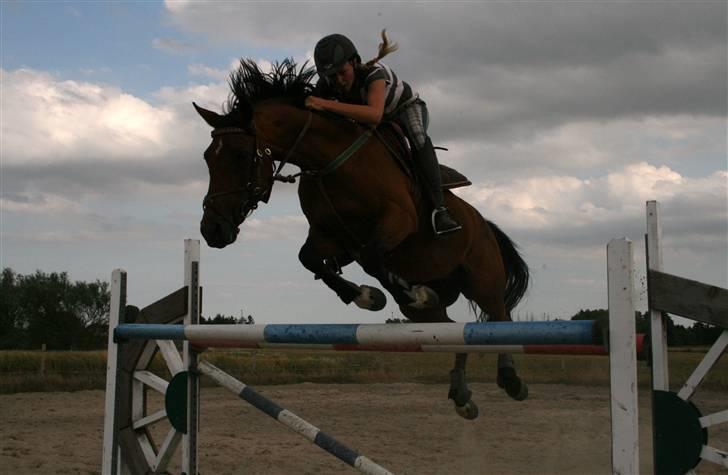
[1,347,725,394]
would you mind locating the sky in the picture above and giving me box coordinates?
[1,1,726,325]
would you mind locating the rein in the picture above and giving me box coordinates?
[313,128,373,177]
[204,112,374,247]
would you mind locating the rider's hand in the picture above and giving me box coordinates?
[305,96,326,111]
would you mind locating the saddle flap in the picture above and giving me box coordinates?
[375,122,471,190]
[439,164,472,190]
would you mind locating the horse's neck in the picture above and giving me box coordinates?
[297,119,367,171]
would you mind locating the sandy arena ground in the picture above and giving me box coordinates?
[1,383,726,474]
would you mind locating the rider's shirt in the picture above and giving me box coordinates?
[315,62,414,118]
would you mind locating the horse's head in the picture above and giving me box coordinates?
[194,102,274,248]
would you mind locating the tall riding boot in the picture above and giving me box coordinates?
[415,138,462,236]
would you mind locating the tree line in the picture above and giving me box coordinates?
[0,269,254,350]
[0,269,721,350]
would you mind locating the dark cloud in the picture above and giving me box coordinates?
[2,159,205,197]
[166,1,727,135]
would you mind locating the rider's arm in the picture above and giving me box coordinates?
[306,79,386,125]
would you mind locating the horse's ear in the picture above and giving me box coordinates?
[193,102,225,128]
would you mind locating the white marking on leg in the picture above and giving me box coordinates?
[406,285,438,309]
[498,353,514,369]
[354,286,372,309]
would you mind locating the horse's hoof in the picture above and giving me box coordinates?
[454,400,479,420]
[354,285,387,311]
[406,285,439,309]
[498,375,529,401]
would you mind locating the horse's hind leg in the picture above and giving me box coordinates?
[490,300,529,400]
[398,305,479,420]
[359,247,439,309]
[462,265,529,402]
[497,353,528,400]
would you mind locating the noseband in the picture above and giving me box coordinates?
[202,113,313,226]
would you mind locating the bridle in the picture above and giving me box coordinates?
[202,112,313,226]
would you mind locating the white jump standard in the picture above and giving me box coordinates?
[102,240,393,475]
[103,238,638,475]
[102,201,726,474]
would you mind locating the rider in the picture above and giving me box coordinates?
[306,31,462,237]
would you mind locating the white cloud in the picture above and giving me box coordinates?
[606,163,683,204]
[0,192,84,214]
[239,215,308,241]
[456,163,727,232]
[440,115,726,182]
[188,64,229,81]
[0,67,242,172]
[1,68,179,164]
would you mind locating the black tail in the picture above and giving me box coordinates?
[487,220,530,313]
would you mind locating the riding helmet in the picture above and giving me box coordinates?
[314,34,359,77]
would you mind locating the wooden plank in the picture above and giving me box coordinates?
[132,409,168,430]
[138,287,188,324]
[134,370,168,394]
[156,340,184,375]
[183,239,200,475]
[118,426,152,475]
[700,409,728,429]
[700,446,728,468]
[102,269,126,475]
[607,239,640,475]
[677,331,728,401]
[646,200,669,391]
[649,270,728,328]
[155,427,183,472]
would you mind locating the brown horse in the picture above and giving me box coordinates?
[194,60,529,419]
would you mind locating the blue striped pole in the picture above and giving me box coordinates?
[198,361,392,475]
[115,320,600,348]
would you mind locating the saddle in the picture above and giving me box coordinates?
[374,122,471,190]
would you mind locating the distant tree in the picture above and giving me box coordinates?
[573,308,723,347]
[0,269,24,348]
[201,313,255,324]
[202,314,239,324]
[691,322,723,345]
[385,318,410,323]
[0,268,110,350]
[571,308,609,323]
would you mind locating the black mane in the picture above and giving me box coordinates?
[226,58,316,115]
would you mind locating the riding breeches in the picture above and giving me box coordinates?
[396,99,430,151]
[396,100,445,208]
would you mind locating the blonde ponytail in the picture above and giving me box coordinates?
[363,30,399,69]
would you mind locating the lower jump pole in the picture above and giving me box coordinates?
[185,334,645,356]
[192,361,393,475]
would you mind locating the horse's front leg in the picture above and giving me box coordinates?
[298,236,386,311]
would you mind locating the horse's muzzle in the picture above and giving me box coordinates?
[200,214,239,248]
